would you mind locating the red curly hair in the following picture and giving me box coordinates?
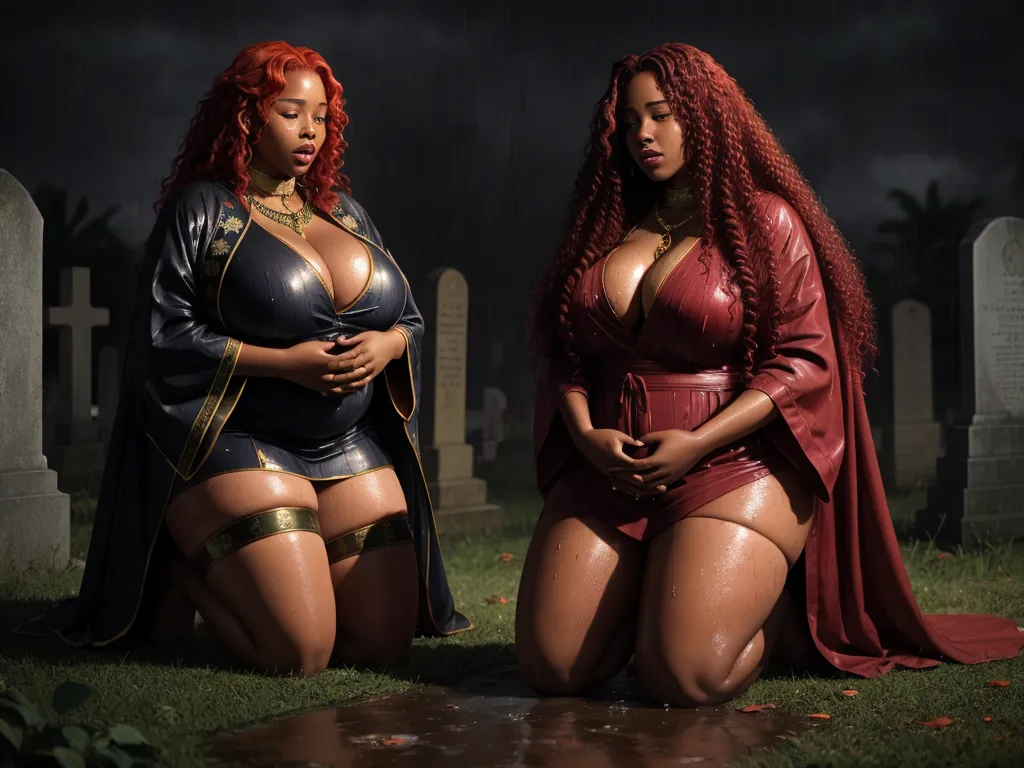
[156,41,350,214]
[529,43,876,381]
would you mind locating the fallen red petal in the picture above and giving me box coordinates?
[936,553,951,559]
[986,680,1011,688]
[737,703,776,713]
[808,713,831,720]
[445,704,460,711]
[500,552,514,562]
[915,717,954,729]
[842,690,858,697]
[984,716,993,723]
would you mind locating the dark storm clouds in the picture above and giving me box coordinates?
[1,0,1021,344]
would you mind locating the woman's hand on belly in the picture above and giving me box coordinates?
[276,339,351,394]
[323,329,406,395]
[576,428,664,497]
[627,429,709,488]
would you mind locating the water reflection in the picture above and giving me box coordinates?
[206,671,801,767]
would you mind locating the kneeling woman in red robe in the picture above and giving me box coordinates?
[518,42,1023,707]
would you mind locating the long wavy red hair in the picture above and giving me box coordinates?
[156,41,350,214]
[529,43,875,381]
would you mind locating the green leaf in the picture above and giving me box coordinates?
[106,725,150,747]
[0,700,44,729]
[52,683,95,716]
[52,746,87,768]
[61,725,90,753]
[93,743,134,768]
[0,720,22,751]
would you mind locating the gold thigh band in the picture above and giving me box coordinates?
[324,515,413,563]
[193,506,321,572]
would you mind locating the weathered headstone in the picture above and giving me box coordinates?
[0,169,70,572]
[481,386,508,463]
[887,299,942,489]
[419,268,502,531]
[45,266,109,491]
[919,218,1024,544]
[97,345,119,447]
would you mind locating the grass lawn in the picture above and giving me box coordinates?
[2,443,1022,767]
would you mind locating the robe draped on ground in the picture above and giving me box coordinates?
[17,181,471,646]
[533,192,1023,677]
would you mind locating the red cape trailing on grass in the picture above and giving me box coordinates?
[805,331,1024,676]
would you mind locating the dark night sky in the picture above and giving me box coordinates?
[2,0,1022,404]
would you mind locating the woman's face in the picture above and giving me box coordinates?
[621,71,686,183]
[253,68,328,179]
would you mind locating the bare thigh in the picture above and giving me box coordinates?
[515,508,646,695]
[315,467,418,666]
[164,471,336,674]
[636,464,816,706]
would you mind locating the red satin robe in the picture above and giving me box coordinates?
[533,192,1023,677]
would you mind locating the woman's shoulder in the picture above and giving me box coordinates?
[329,189,381,242]
[160,180,239,217]
[330,189,370,220]
[753,190,800,228]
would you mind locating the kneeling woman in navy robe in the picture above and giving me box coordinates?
[19,41,471,674]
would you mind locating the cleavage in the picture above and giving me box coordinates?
[256,212,373,312]
[601,231,697,333]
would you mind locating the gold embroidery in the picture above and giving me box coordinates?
[192,507,321,571]
[324,516,412,563]
[177,337,241,479]
[204,260,221,277]
[340,214,359,232]
[255,447,283,471]
[211,239,230,257]
[221,215,243,233]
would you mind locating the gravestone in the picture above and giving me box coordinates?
[918,218,1024,544]
[97,345,119,447]
[45,266,109,491]
[419,268,502,531]
[0,169,70,572]
[887,299,942,489]
[481,386,508,463]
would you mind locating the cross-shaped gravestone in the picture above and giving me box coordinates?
[45,267,109,443]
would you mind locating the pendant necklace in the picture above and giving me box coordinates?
[247,166,313,236]
[653,205,698,260]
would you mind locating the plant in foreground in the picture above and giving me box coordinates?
[0,681,158,767]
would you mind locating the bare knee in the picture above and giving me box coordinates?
[515,625,620,696]
[636,648,741,707]
[253,628,334,676]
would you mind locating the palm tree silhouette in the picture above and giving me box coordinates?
[875,180,985,423]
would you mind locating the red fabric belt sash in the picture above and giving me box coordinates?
[598,363,743,438]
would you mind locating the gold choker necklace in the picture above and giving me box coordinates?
[662,185,696,209]
[248,166,296,197]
